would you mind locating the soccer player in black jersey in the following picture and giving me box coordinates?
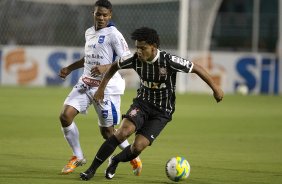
[80,27,224,181]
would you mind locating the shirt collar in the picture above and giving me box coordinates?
[93,21,115,31]
[146,49,160,64]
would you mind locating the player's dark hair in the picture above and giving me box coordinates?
[131,27,160,48]
[95,0,112,10]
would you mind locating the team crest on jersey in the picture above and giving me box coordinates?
[98,35,105,43]
[87,44,96,48]
[159,67,167,76]
[129,108,139,117]
[101,110,108,118]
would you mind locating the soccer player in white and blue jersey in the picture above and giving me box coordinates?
[80,27,224,181]
[58,0,142,175]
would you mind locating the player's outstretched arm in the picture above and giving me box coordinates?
[93,62,119,102]
[58,57,85,79]
[191,63,224,102]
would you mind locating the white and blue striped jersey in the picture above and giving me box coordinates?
[82,25,131,94]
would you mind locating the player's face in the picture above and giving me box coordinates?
[135,40,156,62]
[93,6,112,30]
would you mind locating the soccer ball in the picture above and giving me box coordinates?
[165,156,190,182]
[236,84,249,95]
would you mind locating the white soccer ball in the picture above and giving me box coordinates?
[165,156,191,182]
[236,84,249,95]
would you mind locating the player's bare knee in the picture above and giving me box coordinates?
[131,143,145,154]
[100,126,115,139]
[115,128,131,140]
[101,129,113,139]
[117,125,135,138]
[114,130,130,143]
[59,113,71,127]
[131,135,150,153]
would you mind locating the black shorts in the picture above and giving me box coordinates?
[123,98,172,145]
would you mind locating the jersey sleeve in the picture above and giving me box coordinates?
[84,27,93,42]
[111,31,131,60]
[117,53,137,69]
[167,54,194,73]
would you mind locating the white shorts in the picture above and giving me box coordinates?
[64,80,121,127]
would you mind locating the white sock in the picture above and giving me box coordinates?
[118,139,130,150]
[61,122,84,159]
[118,140,140,160]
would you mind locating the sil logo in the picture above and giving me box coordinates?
[4,48,38,84]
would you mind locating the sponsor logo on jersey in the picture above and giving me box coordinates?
[171,55,191,67]
[92,54,103,59]
[140,79,166,89]
[98,35,105,43]
[87,44,96,48]
[86,54,103,60]
[85,60,100,65]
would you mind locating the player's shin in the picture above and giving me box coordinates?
[114,145,139,162]
[88,135,120,172]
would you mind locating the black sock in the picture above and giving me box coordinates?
[88,135,120,172]
[114,145,139,163]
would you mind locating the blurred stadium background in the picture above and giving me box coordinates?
[0,0,281,94]
[1,1,282,184]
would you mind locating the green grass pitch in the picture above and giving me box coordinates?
[0,87,281,184]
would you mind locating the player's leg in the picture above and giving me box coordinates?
[80,118,136,181]
[95,94,143,175]
[99,126,143,176]
[99,126,131,149]
[60,83,90,174]
[105,134,149,179]
[105,108,171,179]
[60,105,87,174]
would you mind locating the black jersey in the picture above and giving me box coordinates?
[118,50,194,115]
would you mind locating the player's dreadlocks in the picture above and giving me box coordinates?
[95,0,112,10]
[131,27,160,48]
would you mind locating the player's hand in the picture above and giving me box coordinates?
[59,67,71,79]
[91,65,107,77]
[93,89,104,103]
[213,87,224,103]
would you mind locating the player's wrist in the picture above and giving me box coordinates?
[66,65,74,72]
